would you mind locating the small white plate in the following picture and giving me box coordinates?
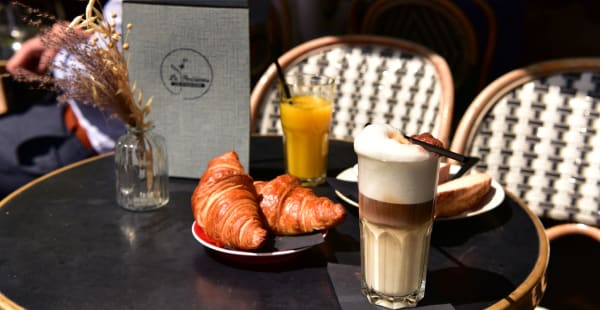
[334,165,506,220]
[191,222,324,264]
[335,164,359,207]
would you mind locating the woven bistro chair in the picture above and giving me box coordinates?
[353,0,481,88]
[249,0,292,88]
[250,35,454,146]
[450,58,600,309]
[451,58,600,227]
[348,0,497,127]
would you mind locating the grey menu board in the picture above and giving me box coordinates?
[123,0,250,178]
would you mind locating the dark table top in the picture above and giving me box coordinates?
[0,135,548,310]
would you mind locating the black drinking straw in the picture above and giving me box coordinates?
[275,60,292,100]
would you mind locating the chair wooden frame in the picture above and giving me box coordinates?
[0,60,9,115]
[250,34,454,145]
[546,223,600,242]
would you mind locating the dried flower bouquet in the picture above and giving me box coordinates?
[11,0,168,210]
[14,0,153,131]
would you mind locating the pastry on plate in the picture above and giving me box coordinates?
[435,172,492,218]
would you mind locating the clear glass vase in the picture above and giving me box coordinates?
[114,125,169,211]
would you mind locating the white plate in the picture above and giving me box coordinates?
[191,222,323,264]
[335,164,359,207]
[334,165,505,220]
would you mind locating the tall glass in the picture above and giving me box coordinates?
[279,74,335,186]
[354,124,439,309]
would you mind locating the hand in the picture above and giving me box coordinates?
[6,23,70,77]
[6,36,55,77]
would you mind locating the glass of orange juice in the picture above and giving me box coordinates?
[279,74,335,186]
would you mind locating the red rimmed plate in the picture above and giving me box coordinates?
[191,222,326,264]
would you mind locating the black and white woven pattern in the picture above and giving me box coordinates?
[254,45,443,141]
[469,72,600,225]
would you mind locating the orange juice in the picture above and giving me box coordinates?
[280,95,333,185]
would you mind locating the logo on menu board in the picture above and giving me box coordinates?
[160,48,213,100]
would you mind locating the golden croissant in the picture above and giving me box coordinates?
[255,174,347,235]
[191,151,267,250]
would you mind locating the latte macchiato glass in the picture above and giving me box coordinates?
[354,124,439,309]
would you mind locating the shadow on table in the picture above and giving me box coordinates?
[194,245,327,272]
[431,199,512,247]
[327,263,512,310]
[423,267,513,308]
[320,228,361,266]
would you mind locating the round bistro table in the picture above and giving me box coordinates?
[0,135,548,310]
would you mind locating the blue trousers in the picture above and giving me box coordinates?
[0,96,94,198]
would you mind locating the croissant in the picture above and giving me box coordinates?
[199,150,247,184]
[255,174,346,235]
[191,151,267,250]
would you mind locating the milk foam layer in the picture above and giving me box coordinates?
[354,124,439,204]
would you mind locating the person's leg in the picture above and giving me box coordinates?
[0,96,94,197]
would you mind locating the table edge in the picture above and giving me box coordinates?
[0,153,113,209]
[0,291,24,310]
[487,190,549,310]
[0,153,114,307]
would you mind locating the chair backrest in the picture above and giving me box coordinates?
[250,35,454,146]
[351,0,496,90]
[349,0,497,128]
[249,0,292,88]
[0,61,8,115]
[451,58,600,226]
